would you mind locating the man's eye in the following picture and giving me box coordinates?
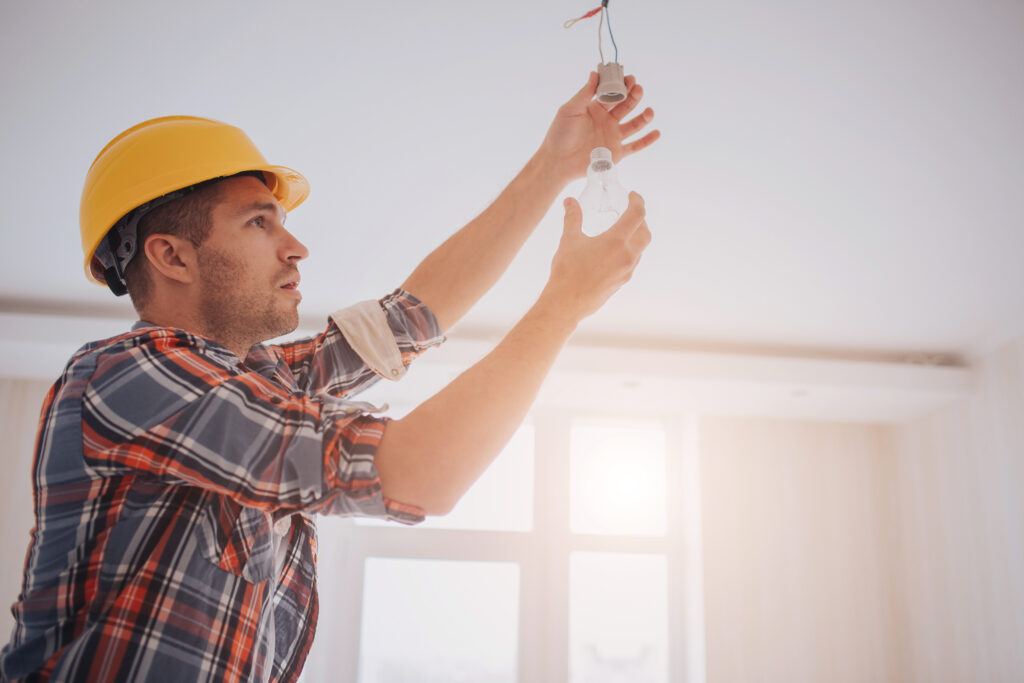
[250,216,265,228]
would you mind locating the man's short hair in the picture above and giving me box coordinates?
[123,171,264,312]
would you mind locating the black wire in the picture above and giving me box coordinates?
[604,4,620,63]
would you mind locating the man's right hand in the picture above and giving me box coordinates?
[540,191,652,323]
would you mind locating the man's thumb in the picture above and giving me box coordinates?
[562,197,582,236]
[566,71,599,109]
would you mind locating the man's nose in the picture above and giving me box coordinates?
[281,228,309,262]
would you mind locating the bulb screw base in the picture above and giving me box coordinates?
[596,62,627,104]
[590,147,613,171]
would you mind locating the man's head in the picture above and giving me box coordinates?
[125,172,308,353]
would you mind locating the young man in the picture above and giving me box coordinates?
[1,71,658,681]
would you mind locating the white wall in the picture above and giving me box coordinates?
[699,417,901,682]
[694,336,1024,682]
[0,378,52,641]
[892,337,1024,681]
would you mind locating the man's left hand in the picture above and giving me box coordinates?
[538,71,661,186]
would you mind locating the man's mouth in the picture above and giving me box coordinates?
[279,277,301,299]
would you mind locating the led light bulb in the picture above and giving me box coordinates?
[578,147,629,236]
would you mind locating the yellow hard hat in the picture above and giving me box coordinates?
[80,115,310,291]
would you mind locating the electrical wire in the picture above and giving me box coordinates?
[604,4,619,63]
[565,1,618,65]
[564,1,621,64]
[563,6,602,29]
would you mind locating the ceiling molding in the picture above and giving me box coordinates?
[0,307,974,424]
[0,296,966,368]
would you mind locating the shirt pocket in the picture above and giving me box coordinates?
[195,495,276,583]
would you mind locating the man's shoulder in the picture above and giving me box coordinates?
[66,326,229,381]
[71,326,195,361]
[65,326,241,424]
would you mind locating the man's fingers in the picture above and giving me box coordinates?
[619,108,655,140]
[562,197,583,237]
[564,71,599,110]
[627,220,652,254]
[608,191,646,240]
[609,78,642,121]
[623,130,662,157]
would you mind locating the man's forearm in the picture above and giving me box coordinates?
[374,292,575,514]
[399,149,566,332]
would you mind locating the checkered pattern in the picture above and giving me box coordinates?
[1,288,444,681]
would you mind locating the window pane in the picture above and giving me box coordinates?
[359,558,520,683]
[570,552,669,683]
[570,420,667,536]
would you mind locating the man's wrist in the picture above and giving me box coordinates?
[532,286,582,335]
[529,146,573,192]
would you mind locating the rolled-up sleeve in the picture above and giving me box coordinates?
[273,288,446,398]
[330,288,446,381]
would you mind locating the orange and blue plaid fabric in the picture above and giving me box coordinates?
[1,288,444,681]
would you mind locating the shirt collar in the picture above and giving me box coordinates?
[243,343,283,378]
[131,320,284,380]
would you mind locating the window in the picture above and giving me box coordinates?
[570,420,668,536]
[359,558,520,682]
[570,552,669,682]
[305,413,697,681]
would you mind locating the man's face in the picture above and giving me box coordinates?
[196,175,308,347]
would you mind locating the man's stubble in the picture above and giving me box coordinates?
[197,245,299,354]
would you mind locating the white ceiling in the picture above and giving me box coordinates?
[2,0,1022,362]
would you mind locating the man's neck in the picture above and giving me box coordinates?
[138,307,253,360]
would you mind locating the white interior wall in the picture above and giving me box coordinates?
[698,417,902,682]
[892,337,1024,682]
[693,335,1024,682]
[0,378,51,640]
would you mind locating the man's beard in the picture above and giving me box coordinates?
[196,246,298,355]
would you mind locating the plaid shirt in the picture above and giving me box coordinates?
[1,288,445,682]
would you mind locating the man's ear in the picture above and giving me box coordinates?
[142,233,198,286]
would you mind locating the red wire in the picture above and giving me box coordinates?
[564,5,604,29]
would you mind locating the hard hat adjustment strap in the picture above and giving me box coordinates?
[101,229,129,296]
[97,187,191,296]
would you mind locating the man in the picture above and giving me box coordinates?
[1,71,658,681]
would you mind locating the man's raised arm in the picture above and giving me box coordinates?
[399,149,564,333]
[376,192,651,515]
[400,71,659,333]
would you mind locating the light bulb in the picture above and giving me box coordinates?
[578,147,629,236]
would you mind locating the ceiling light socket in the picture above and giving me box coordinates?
[596,62,627,104]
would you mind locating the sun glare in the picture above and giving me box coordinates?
[570,420,668,536]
